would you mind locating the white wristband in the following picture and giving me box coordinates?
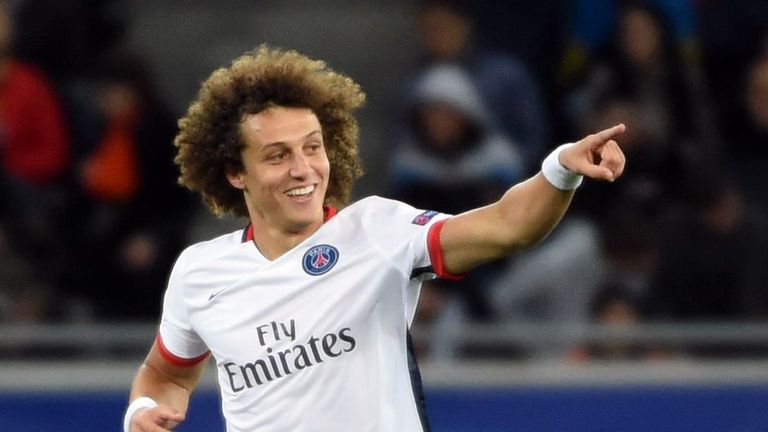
[541,143,583,190]
[123,396,158,432]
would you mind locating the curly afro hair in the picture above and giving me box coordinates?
[174,45,366,217]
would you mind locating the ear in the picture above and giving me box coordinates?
[226,170,246,190]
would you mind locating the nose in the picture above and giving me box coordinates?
[289,152,311,178]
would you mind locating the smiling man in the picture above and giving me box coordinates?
[227,108,330,259]
[124,45,626,432]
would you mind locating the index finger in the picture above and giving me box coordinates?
[594,123,626,142]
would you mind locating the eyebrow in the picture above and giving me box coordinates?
[261,130,322,150]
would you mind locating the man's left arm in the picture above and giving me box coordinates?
[439,124,626,275]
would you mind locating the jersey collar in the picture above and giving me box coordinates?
[241,206,337,243]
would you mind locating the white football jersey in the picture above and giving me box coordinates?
[157,196,457,432]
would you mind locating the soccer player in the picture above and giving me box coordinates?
[124,46,625,432]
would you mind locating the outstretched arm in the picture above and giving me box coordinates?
[125,341,208,432]
[439,124,626,274]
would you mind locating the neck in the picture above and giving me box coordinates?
[250,222,320,261]
[244,200,336,260]
[246,202,325,260]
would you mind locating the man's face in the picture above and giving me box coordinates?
[228,106,330,234]
[620,8,661,67]
[419,102,469,151]
[418,5,471,60]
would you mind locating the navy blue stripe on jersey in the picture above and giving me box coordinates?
[410,266,435,281]
[407,330,431,432]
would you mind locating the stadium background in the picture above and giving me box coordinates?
[2,0,768,430]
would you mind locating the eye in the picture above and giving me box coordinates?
[266,151,288,162]
[306,142,323,154]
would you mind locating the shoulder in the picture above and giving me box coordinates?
[342,196,419,219]
[338,197,447,268]
[172,228,246,276]
[340,195,447,232]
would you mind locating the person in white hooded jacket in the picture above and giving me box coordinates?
[387,63,529,358]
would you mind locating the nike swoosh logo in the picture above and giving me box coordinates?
[208,288,227,301]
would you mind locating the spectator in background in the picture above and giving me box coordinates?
[57,49,193,321]
[570,96,677,222]
[488,215,604,359]
[0,232,48,322]
[645,168,768,357]
[388,63,524,359]
[595,204,661,310]
[490,197,662,359]
[12,0,128,195]
[12,0,125,85]
[559,0,700,92]
[698,1,768,138]
[566,2,708,146]
[414,0,548,171]
[565,1,718,224]
[567,281,673,362]
[586,284,646,360]
[727,50,768,213]
[389,63,524,214]
[650,170,768,323]
[0,0,70,320]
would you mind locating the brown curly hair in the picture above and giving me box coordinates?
[174,45,366,217]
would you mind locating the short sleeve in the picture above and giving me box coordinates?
[425,218,465,280]
[361,197,464,280]
[157,250,210,366]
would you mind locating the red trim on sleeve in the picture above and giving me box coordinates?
[426,219,466,280]
[156,334,210,367]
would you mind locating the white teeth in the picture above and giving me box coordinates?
[285,185,315,196]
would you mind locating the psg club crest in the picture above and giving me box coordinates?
[302,244,339,276]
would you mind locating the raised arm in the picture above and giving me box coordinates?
[439,124,626,274]
[125,340,208,432]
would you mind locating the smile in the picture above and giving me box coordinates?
[285,185,315,197]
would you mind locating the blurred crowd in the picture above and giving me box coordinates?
[0,0,194,322]
[387,0,768,361]
[1,0,767,360]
